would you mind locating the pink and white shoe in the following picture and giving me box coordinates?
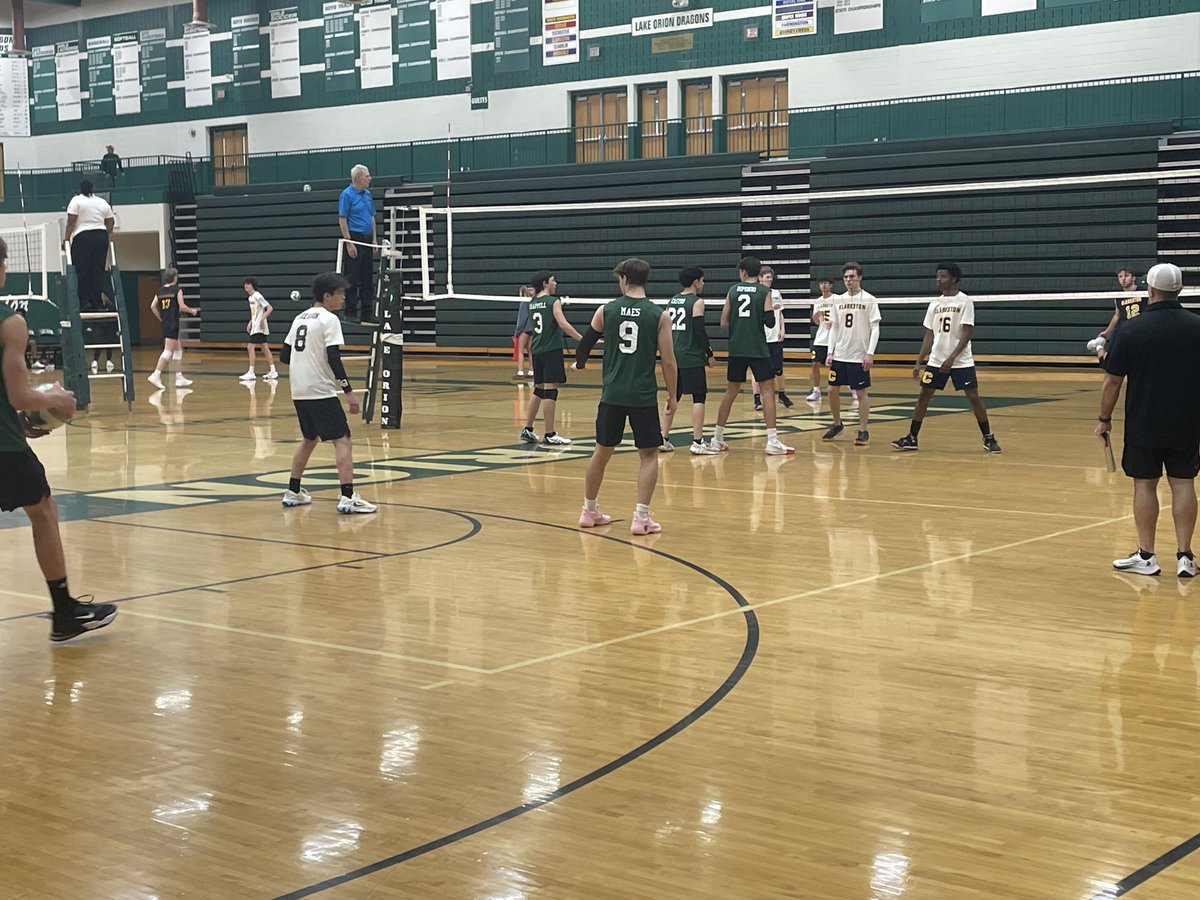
[631,513,662,535]
[579,506,612,528]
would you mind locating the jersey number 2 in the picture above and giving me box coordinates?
[738,295,752,318]
[668,307,688,331]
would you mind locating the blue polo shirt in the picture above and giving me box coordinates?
[338,185,375,233]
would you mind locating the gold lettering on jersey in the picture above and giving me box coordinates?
[838,303,868,311]
[933,305,962,315]
[1120,296,1143,320]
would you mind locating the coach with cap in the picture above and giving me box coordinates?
[1097,263,1200,578]
[338,164,377,323]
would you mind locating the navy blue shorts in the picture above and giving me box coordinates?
[920,365,977,392]
[829,360,870,391]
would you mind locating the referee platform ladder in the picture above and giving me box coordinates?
[64,241,135,411]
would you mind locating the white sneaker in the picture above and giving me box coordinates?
[147,371,164,389]
[765,437,794,456]
[337,493,378,515]
[1113,550,1160,576]
[238,370,256,381]
[281,488,313,507]
[106,360,115,373]
[31,361,45,371]
[708,437,730,452]
[690,440,719,456]
[1178,555,1198,578]
[91,360,98,374]
[543,433,572,446]
[659,438,674,453]
[175,375,193,387]
[805,388,821,401]
[263,369,278,380]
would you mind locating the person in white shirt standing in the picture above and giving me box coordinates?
[279,272,377,514]
[240,277,278,382]
[806,277,836,402]
[891,264,1002,453]
[751,266,794,411]
[64,179,115,312]
[823,261,881,447]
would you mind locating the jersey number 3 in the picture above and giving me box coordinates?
[532,311,544,334]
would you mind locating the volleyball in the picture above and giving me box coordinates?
[290,290,302,301]
[25,383,72,431]
[303,184,312,192]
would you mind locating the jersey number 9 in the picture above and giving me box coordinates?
[618,321,638,354]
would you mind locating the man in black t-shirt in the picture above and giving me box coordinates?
[1098,263,1199,578]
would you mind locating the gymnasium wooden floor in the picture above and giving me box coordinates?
[2,348,1197,899]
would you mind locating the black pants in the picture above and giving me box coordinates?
[72,230,109,311]
[346,231,374,317]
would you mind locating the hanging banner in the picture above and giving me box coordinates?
[113,33,141,116]
[0,53,31,137]
[542,0,578,67]
[232,14,262,99]
[833,0,883,34]
[139,28,168,112]
[494,0,530,73]
[920,0,973,22]
[324,2,357,91]
[774,0,817,37]
[270,7,301,98]
[86,36,113,117]
[982,0,1036,13]
[360,3,395,90]
[55,41,81,122]
[183,23,212,108]
[396,0,432,84]
[434,0,471,81]
[32,45,56,125]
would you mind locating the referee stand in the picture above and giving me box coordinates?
[63,241,135,411]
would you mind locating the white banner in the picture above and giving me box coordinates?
[0,53,30,137]
[0,34,13,54]
[55,41,81,121]
[182,23,212,107]
[269,7,302,98]
[113,34,141,116]
[833,0,883,34]
[631,8,712,36]
[982,0,1036,14]
[435,0,471,81]
[773,0,817,37]
[542,0,578,67]
[359,3,395,89]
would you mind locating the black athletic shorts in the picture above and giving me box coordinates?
[249,332,270,345]
[293,397,351,442]
[768,342,784,378]
[829,360,871,391]
[532,350,567,385]
[727,356,775,385]
[676,365,708,401]
[596,402,661,449]
[162,328,180,341]
[0,449,51,512]
[1122,444,1200,480]
[812,343,829,364]
[920,365,978,392]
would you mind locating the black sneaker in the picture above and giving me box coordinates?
[892,434,919,451]
[520,427,538,444]
[822,423,844,442]
[983,435,1002,453]
[753,394,762,412]
[777,391,794,409]
[854,430,871,447]
[50,597,118,643]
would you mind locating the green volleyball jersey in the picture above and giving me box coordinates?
[725,282,770,358]
[0,304,29,452]
[529,294,565,354]
[601,296,663,408]
[667,293,706,368]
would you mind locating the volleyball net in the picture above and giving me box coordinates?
[0,222,56,303]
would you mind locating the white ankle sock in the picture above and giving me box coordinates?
[584,498,598,511]
[635,503,650,517]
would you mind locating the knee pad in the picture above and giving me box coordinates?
[692,393,707,405]
[533,387,547,400]
[544,388,559,401]
[172,350,183,361]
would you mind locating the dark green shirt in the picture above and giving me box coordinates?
[529,294,565,355]
[725,282,770,358]
[668,292,707,368]
[601,296,662,408]
[0,304,30,453]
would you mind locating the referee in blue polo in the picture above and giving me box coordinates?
[338,164,377,323]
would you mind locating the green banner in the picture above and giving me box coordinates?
[232,13,262,100]
[396,0,432,85]
[324,1,357,92]
[86,36,113,117]
[139,28,168,112]
[920,0,974,22]
[494,0,530,74]
[32,45,56,125]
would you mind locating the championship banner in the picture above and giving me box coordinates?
[542,0,578,67]
[359,3,395,90]
[396,0,433,84]
[920,0,972,22]
[86,36,113,117]
[32,45,56,125]
[434,0,471,81]
[494,0,530,73]
[113,33,141,115]
[323,1,357,91]
[982,0,1036,13]
[183,23,212,108]
[0,53,31,137]
[833,0,883,34]
[139,28,168,112]
[269,7,301,98]
[773,0,817,37]
[232,14,262,100]
[55,40,81,122]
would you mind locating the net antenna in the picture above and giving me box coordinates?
[445,122,455,297]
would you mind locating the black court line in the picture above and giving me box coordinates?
[1098,832,1200,897]
[0,505,482,626]
[274,507,760,899]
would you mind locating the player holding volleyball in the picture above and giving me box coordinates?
[0,236,118,641]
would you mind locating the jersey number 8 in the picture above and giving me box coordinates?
[294,324,308,351]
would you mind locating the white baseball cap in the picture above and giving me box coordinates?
[1146,263,1183,293]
